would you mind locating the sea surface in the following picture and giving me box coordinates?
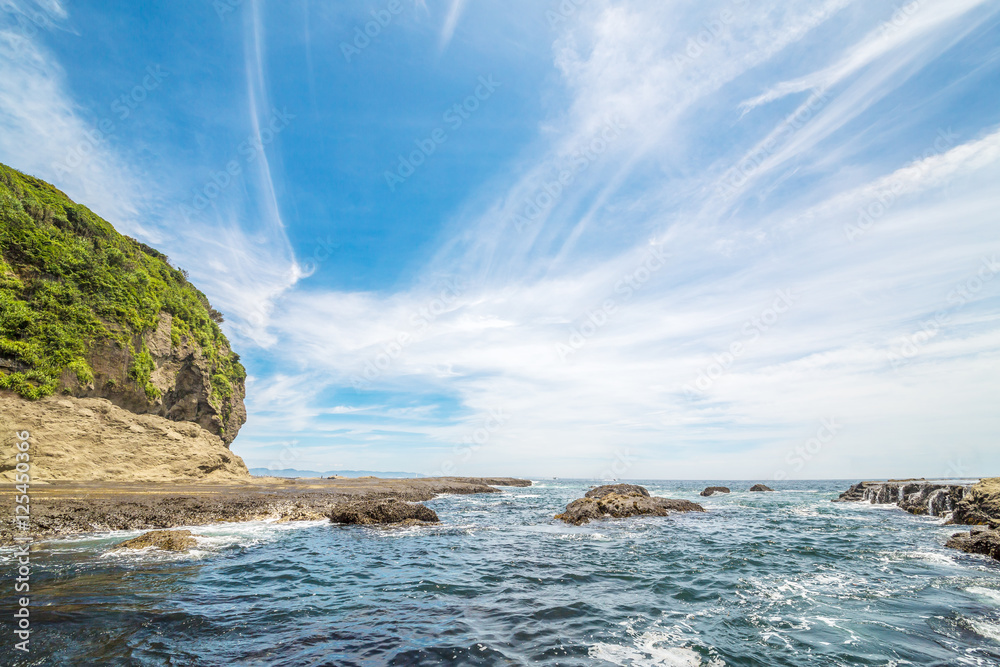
[6,479,1000,666]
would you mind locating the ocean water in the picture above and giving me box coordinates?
[6,480,1000,666]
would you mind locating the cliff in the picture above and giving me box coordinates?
[0,163,245,444]
[0,393,248,483]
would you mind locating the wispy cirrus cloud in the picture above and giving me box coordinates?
[439,0,467,50]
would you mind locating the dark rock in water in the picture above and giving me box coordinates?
[946,529,1000,560]
[329,498,439,525]
[556,492,704,525]
[585,484,650,499]
[700,486,730,497]
[115,529,197,552]
[833,480,971,518]
[749,484,774,492]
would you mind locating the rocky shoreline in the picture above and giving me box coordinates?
[833,479,972,516]
[834,477,1000,562]
[0,476,531,546]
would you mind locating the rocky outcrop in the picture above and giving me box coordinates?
[585,483,650,499]
[0,163,247,446]
[749,484,774,492]
[943,478,1000,561]
[951,478,1000,527]
[62,312,246,445]
[701,486,730,496]
[836,478,1000,562]
[947,527,1000,560]
[329,498,439,525]
[556,485,705,525]
[833,480,971,517]
[0,393,250,483]
[115,529,197,552]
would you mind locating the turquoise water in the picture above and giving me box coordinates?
[7,480,1000,666]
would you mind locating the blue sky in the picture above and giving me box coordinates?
[1,0,999,479]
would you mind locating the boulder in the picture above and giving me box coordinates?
[329,498,439,525]
[946,529,1000,560]
[749,484,774,492]
[700,486,730,497]
[584,483,650,499]
[115,529,197,552]
[556,492,704,526]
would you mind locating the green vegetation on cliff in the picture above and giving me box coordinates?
[0,163,244,406]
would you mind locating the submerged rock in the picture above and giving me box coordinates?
[329,498,439,525]
[115,529,197,552]
[556,488,704,526]
[585,484,650,499]
[700,486,730,497]
[749,484,774,492]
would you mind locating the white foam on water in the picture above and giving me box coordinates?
[788,506,822,518]
[967,586,1000,605]
[40,517,332,561]
[188,518,329,550]
[968,618,1000,642]
[588,631,714,667]
[554,531,611,541]
[881,550,957,567]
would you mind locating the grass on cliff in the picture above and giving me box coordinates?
[0,163,244,412]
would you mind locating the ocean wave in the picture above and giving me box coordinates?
[968,587,1000,605]
[967,618,1000,643]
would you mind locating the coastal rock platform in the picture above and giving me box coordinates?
[0,476,530,545]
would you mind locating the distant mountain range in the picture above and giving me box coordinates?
[248,468,421,479]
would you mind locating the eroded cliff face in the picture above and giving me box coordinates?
[59,313,247,445]
[0,393,249,483]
